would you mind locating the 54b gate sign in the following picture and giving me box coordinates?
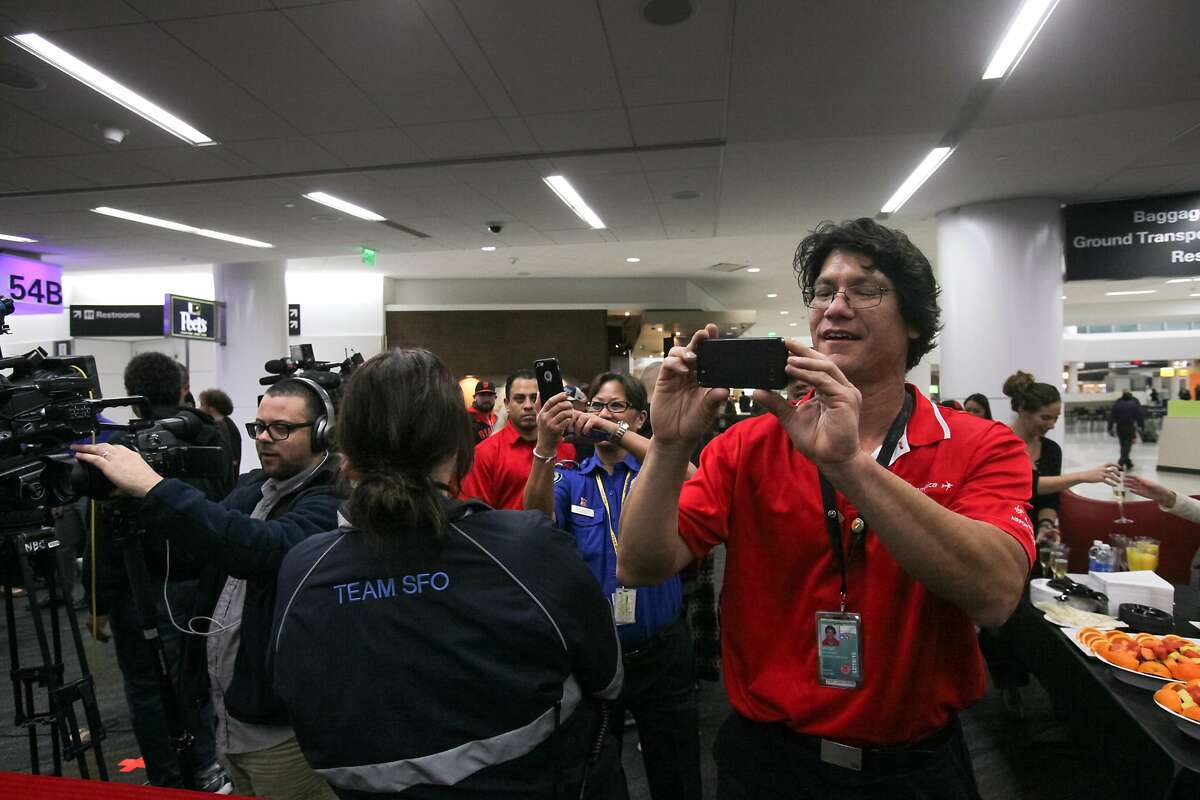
[0,253,64,314]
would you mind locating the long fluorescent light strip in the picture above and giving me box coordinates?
[6,33,215,146]
[982,0,1060,80]
[1104,290,1156,296]
[0,233,37,243]
[1166,277,1200,284]
[92,206,272,248]
[302,192,386,222]
[880,146,955,215]
[542,175,606,229]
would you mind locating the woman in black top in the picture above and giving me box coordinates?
[1002,371,1118,538]
[979,372,1118,719]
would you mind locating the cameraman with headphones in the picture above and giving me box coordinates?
[76,376,341,800]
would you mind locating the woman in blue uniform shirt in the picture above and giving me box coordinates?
[525,372,702,800]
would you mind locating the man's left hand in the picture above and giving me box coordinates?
[72,444,164,498]
[752,342,861,466]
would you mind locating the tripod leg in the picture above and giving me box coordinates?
[15,545,54,774]
[61,567,108,781]
[42,556,65,776]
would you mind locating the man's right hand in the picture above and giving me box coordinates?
[650,324,729,448]
[536,391,575,453]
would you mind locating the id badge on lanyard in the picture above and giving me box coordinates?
[596,472,636,626]
[814,391,912,690]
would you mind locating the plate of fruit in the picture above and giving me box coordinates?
[1152,679,1200,741]
[1076,628,1200,690]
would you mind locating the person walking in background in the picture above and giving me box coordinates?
[200,388,242,485]
[1108,390,1145,470]
[963,393,993,420]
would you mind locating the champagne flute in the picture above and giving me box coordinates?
[1038,545,1054,579]
[1113,470,1133,524]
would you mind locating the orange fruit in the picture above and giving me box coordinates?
[1106,651,1140,671]
[1168,661,1200,681]
[1108,631,1132,641]
[1139,662,1172,679]
[1078,627,1102,641]
[1156,686,1184,711]
[1184,707,1200,722]
[1092,641,1110,657]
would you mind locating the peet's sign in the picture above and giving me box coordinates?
[165,294,225,343]
[1064,192,1200,281]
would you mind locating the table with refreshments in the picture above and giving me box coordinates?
[1008,481,1200,799]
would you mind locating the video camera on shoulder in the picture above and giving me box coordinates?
[258,343,363,407]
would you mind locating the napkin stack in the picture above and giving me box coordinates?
[1085,569,1174,616]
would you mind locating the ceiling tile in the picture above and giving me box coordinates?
[285,0,492,126]
[310,128,424,167]
[125,0,274,20]
[524,109,632,151]
[0,157,92,190]
[0,1,144,29]
[402,118,515,159]
[41,152,169,185]
[162,11,393,134]
[630,101,725,145]
[223,137,345,172]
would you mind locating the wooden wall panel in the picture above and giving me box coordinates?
[385,310,610,384]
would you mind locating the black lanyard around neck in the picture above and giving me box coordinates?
[819,390,914,611]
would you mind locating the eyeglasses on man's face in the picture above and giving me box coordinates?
[802,284,891,310]
[245,420,314,441]
[586,400,633,415]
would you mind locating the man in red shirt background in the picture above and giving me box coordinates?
[617,218,1033,798]
[460,368,574,510]
[467,380,498,444]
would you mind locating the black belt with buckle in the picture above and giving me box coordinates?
[809,718,959,773]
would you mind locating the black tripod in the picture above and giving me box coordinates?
[2,508,108,779]
[103,499,199,791]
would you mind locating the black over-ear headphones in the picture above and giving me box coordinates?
[277,376,335,453]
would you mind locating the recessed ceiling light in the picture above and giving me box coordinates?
[766,293,778,298]
[1061,295,1067,300]
[624,311,631,316]
[789,322,798,327]
[302,192,385,222]
[481,246,497,252]
[0,232,37,243]
[656,326,664,331]
[746,267,761,273]
[6,33,215,145]
[779,310,789,315]
[880,146,955,214]
[542,175,606,229]
[1104,289,1156,296]
[982,0,1060,80]
[91,206,273,248]
[626,257,641,263]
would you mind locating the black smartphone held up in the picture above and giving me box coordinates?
[696,337,790,389]
[533,357,565,404]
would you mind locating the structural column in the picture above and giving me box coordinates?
[937,198,1064,424]
[215,260,288,471]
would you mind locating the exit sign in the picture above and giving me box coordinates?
[360,247,376,266]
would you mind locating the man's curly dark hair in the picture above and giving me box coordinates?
[793,218,942,370]
[124,351,184,407]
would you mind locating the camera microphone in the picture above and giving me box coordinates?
[264,357,298,374]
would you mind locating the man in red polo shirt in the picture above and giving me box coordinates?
[617,218,1033,798]
[467,379,498,444]
[460,368,574,510]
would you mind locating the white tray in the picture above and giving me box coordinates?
[1153,694,1200,742]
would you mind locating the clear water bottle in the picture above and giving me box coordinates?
[1089,541,1114,573]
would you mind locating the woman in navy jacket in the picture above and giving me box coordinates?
[272,348,626,799]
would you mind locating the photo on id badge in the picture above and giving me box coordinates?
[816,613,862,689]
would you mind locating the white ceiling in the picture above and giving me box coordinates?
[1,0,1199,323]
